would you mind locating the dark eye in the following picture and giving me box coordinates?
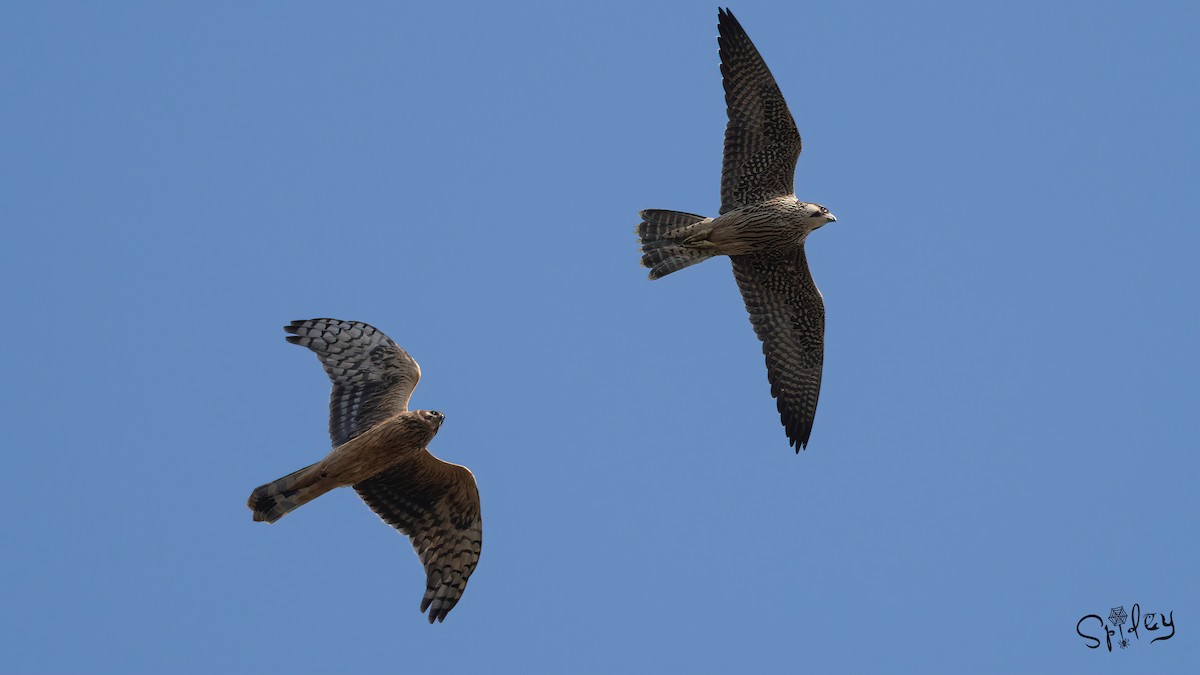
[819,207,828,214]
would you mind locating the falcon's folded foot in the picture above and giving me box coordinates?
[683,229,716,248]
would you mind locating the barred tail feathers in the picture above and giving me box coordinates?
[637,209,716,279]
[248,463,332,523]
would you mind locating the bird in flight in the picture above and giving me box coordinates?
[248,318,482,623]
[637,8,838,451]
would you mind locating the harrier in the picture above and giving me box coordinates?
[637,8,838,451]
[248,318,482,623]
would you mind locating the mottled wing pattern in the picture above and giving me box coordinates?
[285,318,421,447]
[718,8,803,214]
[355,455,483,623]
[730,245,825,449]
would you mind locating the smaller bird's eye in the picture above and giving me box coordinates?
[819,206,828,214]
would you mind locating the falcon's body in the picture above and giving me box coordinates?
[248,318,482,623]
[637,8,838,450]
[670,196,828,256]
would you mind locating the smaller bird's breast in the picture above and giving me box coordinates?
[318,412,438,487]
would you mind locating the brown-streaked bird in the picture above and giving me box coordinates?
[637,8,838,451]
[248,318,482,623]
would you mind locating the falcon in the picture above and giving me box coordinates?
[637,8,838,451]
[247,318,482,623]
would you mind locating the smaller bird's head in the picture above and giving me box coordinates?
[397,410,445,448]
[417,410,445,431]
[802,202,838,229]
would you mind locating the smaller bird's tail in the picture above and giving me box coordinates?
[636,209,716,279]
[248,463,332,523]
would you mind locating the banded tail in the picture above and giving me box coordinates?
[637,209,717,279]
[248,463,334,523]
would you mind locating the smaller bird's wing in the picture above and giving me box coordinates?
[354,454,483,623]
[730,245,825,449]
[285,318,421,447]
[718,8,803,214]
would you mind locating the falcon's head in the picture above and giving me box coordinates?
[802,202,838,230]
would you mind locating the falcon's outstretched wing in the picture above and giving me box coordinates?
[730,246,825,449]
[355,454,483,623]
[285,318,421,447]
[718,8,803,214]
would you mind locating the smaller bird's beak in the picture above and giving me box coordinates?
[828,214,837,222]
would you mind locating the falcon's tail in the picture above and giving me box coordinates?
[248,463,333,523]
[637,209,717,279]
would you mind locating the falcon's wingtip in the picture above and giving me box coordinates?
[787,427,812,453]
[717,7,743,31]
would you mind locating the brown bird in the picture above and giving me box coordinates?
[248,318,482,623]
[637,8,838,450]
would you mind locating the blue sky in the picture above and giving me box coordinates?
[2,1,1196,672]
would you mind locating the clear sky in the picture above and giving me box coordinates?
[2,1,1196,673]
